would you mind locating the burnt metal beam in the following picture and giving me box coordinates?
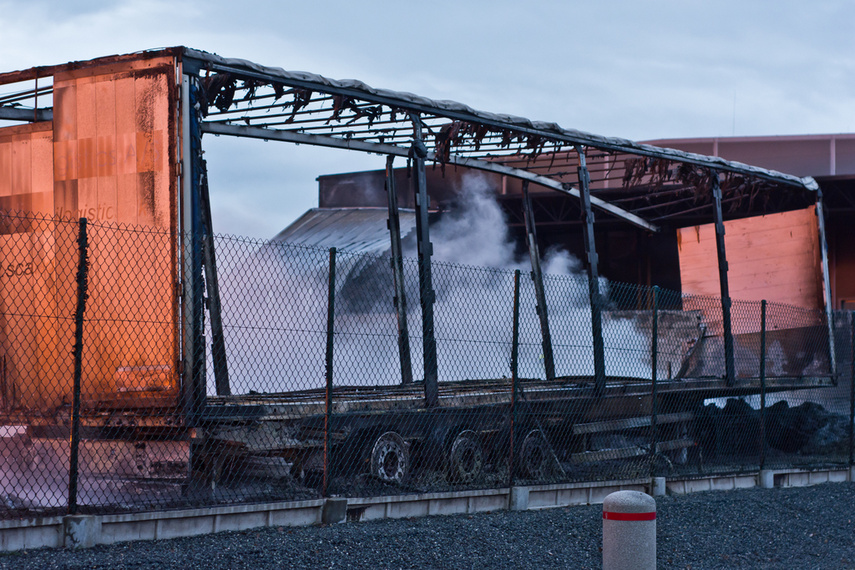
[577,147,606,396]
[199,159,230,396]
[181,75,207,424]
[815,186,837,378]
[521,181,556,381]
[201,121,658,232]
[411,114,438,408]
[385,155,413,385]
[185,49,815,193]
[711,173,736,387]
[0,106,52,122]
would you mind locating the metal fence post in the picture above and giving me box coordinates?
[849,312,854,467]
[760,300,767,470]
[649,286,659,476]
[68,217,89,515]
[323,247,337,497]
[509,269,521,488]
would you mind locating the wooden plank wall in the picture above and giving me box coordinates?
[677,207,823,332]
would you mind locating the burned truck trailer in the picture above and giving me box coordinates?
[0,48,837,498]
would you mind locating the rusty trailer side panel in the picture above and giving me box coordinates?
[0,54,180,413]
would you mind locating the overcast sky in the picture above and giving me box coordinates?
[2,0,853,238]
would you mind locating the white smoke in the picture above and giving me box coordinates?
[426,179,520,269]
[212,174,652,394]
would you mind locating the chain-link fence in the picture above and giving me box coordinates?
[0,211,851,519]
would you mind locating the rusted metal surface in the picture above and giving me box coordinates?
[196,373,834,464]
[0,48,183,88]
[52,58,176,227]
[577,147,607,394]
[0,122,53,215]
[0,49,847,518]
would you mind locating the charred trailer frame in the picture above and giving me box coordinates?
[0,47,837,497]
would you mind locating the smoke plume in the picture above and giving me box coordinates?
[213,175,651,394]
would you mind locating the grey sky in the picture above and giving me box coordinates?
[1,0,853,237]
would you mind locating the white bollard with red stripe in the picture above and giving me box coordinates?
[602,490,656,570]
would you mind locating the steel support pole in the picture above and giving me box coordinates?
[576,147,606,395]
[711,174,736,387]
[816,187,837,380]
[410,114,438,408]
[521,181,556,381]
[385,156,413,385]
[509,269,522,488]
[323,247,337,497]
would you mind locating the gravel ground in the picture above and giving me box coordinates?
[2,483,855,569]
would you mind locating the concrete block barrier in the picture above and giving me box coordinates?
[603,490,656,570]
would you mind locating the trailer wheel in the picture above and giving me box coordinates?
[370,432,409,484]
[446,430,483,483]
[521,429,552,479]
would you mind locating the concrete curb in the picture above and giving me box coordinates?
[0,467,849,552]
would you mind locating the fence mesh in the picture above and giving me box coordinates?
[0,211,851,519]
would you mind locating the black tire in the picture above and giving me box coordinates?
[369,432,409,484]
[446,430,484,483]
[520,429,552,480]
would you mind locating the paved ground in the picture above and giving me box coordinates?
[1,483,855,569]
